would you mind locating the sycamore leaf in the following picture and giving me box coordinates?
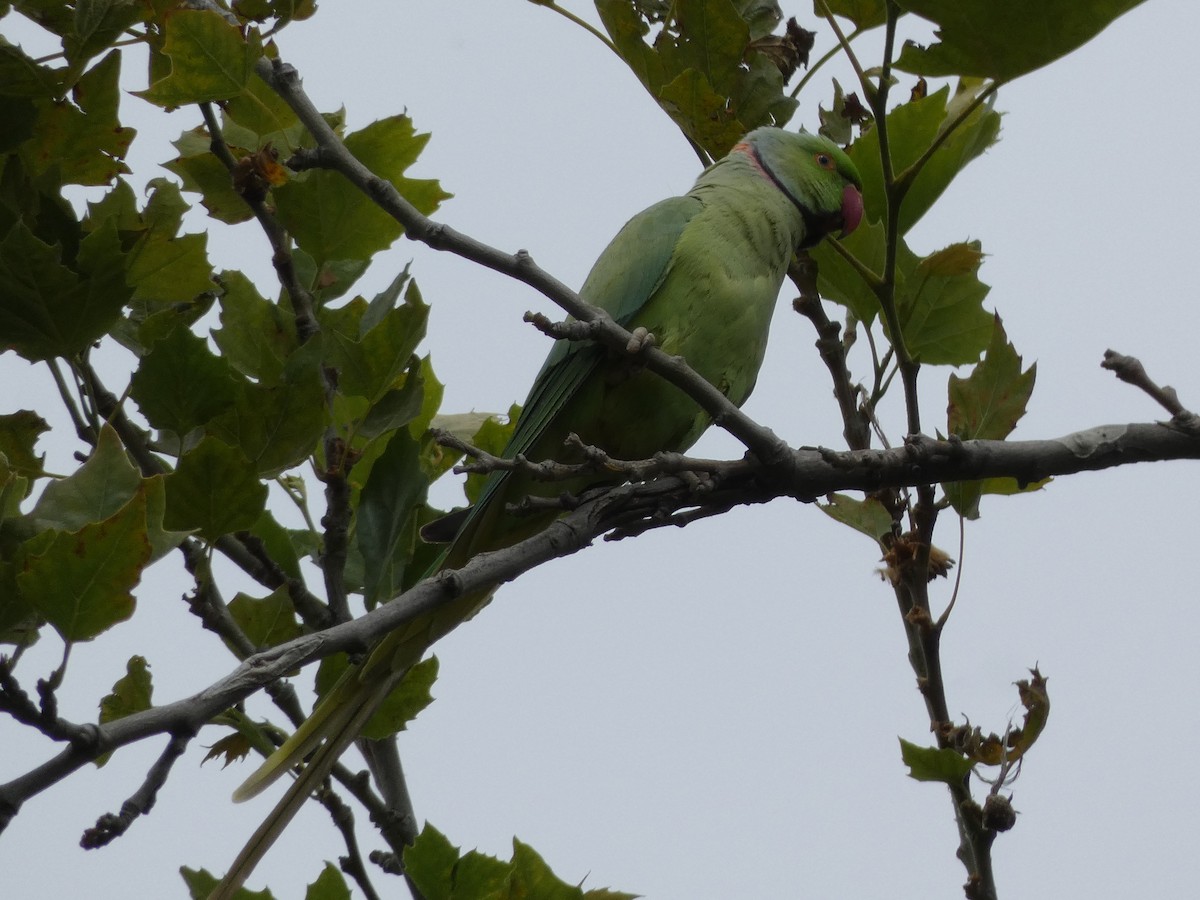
[95,654,153,766]
[32,424,140,530]
[898,738,973,784]
[315,655,438,742]
[141,475,190,561]
[596,0,796,159]
[356,428,430,607]
[0,559,41,647]
[849,84,1000,236]
[816,0,888,29]
[810,218,892,324]
[85,178,142,232]
[207,340,326,475]
[405,823,637,900]
[227,586,300,649]
[201,732,253,769]
[818,493,893,541]
[179,867,274,900]
[895,240,993,365]
[0,219,131,361]
[0,42,62,99]
[221,70,305,153]
[657,68,748,158]
[273,115,450,267]
[130,324,242,436]
[163,127,255,225]
[247,510,303,580]
[320,279,429,404]
[125,226,213,307]
[943,315,1037,517]
[894,0,1145,81]
[64,0,143,72]
[211,271,297,381]
[164,436,267,540]
[0,410,49,483]
[140,8,262,107]
[18,488,149,642]
[305,864,351,900]
[465,405,521,505]
[947,314,1036,440]
[23,50,135,185]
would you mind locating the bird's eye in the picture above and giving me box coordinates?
[815,153,836,171]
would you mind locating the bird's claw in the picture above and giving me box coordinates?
[625,326,656,355]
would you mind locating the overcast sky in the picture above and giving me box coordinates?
[4,2,1199,898]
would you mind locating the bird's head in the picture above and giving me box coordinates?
[734,127,864,247]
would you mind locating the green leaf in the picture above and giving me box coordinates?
[0,410,49,483]
[894,0,1146,81]
[22,49,135,185]
[0,559,42,647]
[125,224,213,306]
[141,474,190,561]
[32,424,140,530]
[596,0,797,158]
[304,863,351,900]
[85,178,142,233]
[273,115,450,267]
[95,654,153,766]
[322,280,429,404]
[898,737,973,783]
[140,8,262,107]
[180,866,275,900]
[163,128,254,225]
[657,68,748,158]
[207,341,326,475]
[0,218,132,361]
[947,315,1035,441]
[818,493,892,541]
[404,823,464,900]
[130,324,242,436]
[0,42,62,99]
[164,436,267,540]
[356,428,430,607]
[464,406,520,505]
[895,240,993,365]
[18,488,149,641]
[404,823,636,900]
[816,0,888,29]
[315,655,438,741]
[65,0,142,71]
[849,83,1000,236]
[228,585,300,649]
[355,366,426,440]
[247,509,303,579]
[222,70,305,153]
[810,218,890,324]
[944,315,1037,518]
[211,271,297,381]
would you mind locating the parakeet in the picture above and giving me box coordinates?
[212,126,862,897]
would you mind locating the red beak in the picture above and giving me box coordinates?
[841,184,864,237]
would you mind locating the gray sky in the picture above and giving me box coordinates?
[4,2,1199,898]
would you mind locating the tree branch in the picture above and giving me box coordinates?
[4,415,1200,823]
[254,56,796,470]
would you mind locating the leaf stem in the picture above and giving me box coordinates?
[531,0,619,55]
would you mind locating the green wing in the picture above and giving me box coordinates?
[448,194,702,552]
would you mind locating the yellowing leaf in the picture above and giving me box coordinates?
[140,9,262,107]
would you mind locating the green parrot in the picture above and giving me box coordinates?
[213,126,862,897]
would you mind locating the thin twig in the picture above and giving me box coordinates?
[79,732,193,848]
